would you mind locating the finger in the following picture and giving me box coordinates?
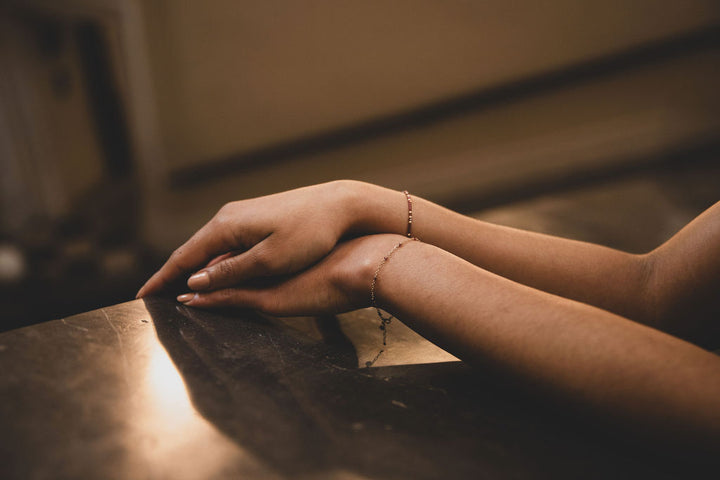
[180,262,351,316]
[179,270,320,315]
[137,218,238,298]
[205,251,239,268]
[177,287,269,312]
[187,236,282,291]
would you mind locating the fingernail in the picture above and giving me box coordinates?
[177,293,197,304]
[188,271,210,290]
[136,285,146,299]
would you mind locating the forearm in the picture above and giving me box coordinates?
[370,240,720,448]
[346,180,654,324]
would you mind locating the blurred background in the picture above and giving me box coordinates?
[1,0,719,331]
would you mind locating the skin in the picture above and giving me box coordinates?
[137,180,720,453]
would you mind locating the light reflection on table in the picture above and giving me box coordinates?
[132,339,251,480]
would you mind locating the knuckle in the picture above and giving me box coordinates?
[168,248,187,272]
[213,204,236,225]
[212,212,230,228]
[255,294,282,316]
[216,201,239,219]
[212,289,237,306]
[217,259,236,278]
[251,249,275,272]
[219,289,234,300]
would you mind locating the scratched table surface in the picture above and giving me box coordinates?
[0,296,712,479]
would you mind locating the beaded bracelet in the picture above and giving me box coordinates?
[402,190,414,238]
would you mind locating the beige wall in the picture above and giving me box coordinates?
[140,0,720,170]
[144,46,720,251]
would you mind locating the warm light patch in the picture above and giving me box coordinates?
[123,331,274,479]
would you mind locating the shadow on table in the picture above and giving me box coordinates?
[143,297,697,479]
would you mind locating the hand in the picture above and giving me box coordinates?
[136,181,382,298]
[174,234,409,317]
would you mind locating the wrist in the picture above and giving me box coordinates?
[332,234,409,307]
[371,237,428,312]
[340,180,408,236]
[320,180,364,237]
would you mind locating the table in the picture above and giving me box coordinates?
[0,297,707,479]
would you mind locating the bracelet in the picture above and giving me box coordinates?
[370,237,418,347]
[402,190,414,238]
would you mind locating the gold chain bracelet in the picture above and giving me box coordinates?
[369,237,418,346]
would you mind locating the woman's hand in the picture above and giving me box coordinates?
[174,234,407,317]
[137,181,407,298]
